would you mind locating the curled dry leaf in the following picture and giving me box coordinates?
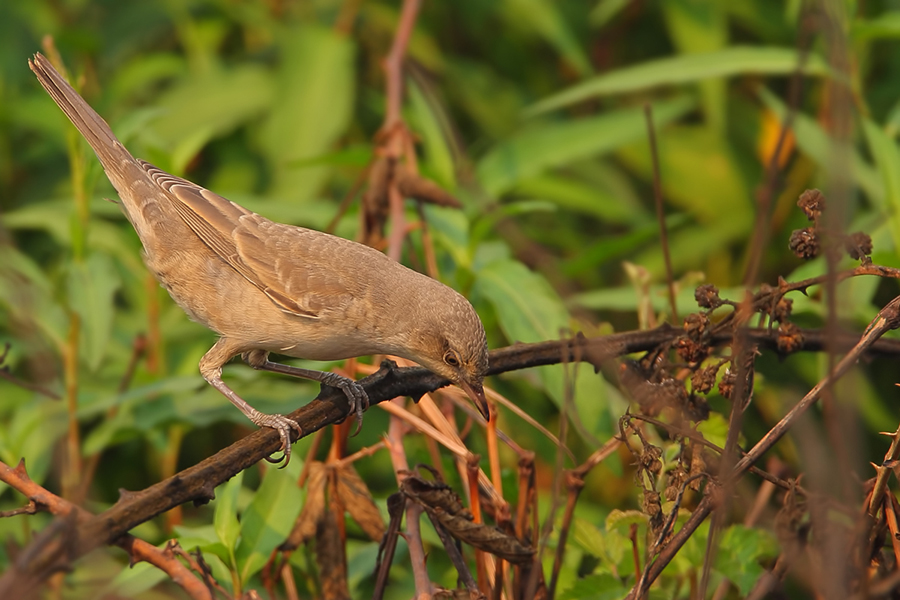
[335,464,386,542]
[395,165,462,208]
[400,474,535,564]
[280,461,327,551]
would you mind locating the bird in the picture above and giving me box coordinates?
[29,53,490,465]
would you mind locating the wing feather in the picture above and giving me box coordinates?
[139,161,348,318]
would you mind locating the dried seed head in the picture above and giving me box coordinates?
[789,228,819,259]
[844,231,873,261]
[718,368,736,399]
[695,284,722,309]
[772,297,793,323]
[798,189,825,221]
[691,364,720,395]
[777,322,804,354]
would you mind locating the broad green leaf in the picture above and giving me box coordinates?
[715,525,779,596]
[696,413,729,448]
[408,79,456,189]
[108,52,186,99]
[661,0,727,129]
[558,573,631,600]
[444,59,525,139]
[473,259,612,437]
[526,46,828,115]
[570,282,703,314]
[0,246,68,350]
[511,174,649,224]
[258,25,355,202]
[67,252,121,371]
[500,0,592,77]
[470,200,557,248]
[423,204,473,271]
[236,458,303,583]
[478,96,695,196]
[105,561,167,598]
[77,375,206,419]
[148,65,274,174]
[852,12,900,40]
[214,472,244,562]
[590,0,630,28]
[171,524,234,591]
[758,87,883,204]
[563,216,687,277]
[617,124,751,224]
[0,398,65,485]
[605,509,648,533]
[572,517,607,558]
[862,119,900,250]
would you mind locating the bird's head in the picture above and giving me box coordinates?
[406,289,490,419]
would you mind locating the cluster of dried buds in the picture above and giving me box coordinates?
[789,189,873,263]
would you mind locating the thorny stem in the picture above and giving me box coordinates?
[627,294,900,598]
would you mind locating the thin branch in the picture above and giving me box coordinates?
[626,294,900,597]
[644,104,677,323]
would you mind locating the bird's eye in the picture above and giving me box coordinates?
[444,351,460,367]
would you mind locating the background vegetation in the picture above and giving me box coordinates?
[2,0,900,598]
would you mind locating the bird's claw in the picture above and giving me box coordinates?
[342,381,369,437]
[319,373,369,435]
[252,412,302,468]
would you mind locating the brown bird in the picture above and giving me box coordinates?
[29,53,489,465]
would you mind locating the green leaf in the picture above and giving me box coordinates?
[500,0,592,77]
[852,12,900,40]
[572,517,607,558]
[661,0,727,129]
[605,509,648,533]
[214,472,244,565]
[862,118,900,250]
[558,573,631,600]
[148,65,274,174]
[511,174,649,224]
[408,79,456,189]
[258,25,355,202]
[590,0,630,29]
[619,124,751,224]
[0,246,68,350]
[478,96,695,196]
[570,282,703,314]
[105,561,168,598]
[67,253,121,371]
[236,458,303,584]
[473,259,615,437]
[757,87,883,205]
[715,525,779,596]
[526,46,828,115]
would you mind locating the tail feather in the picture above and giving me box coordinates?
[28,53,134,179]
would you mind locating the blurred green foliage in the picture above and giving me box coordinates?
[1,0,900,597]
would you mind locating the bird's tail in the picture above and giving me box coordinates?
[29,53,136,179]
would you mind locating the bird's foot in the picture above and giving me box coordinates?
[320,372,369,436]
[249,412,302,467]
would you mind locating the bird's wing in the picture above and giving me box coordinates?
[141,161,353,319]
[230,217,363,318]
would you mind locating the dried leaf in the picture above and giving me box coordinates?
[401,475,535,564]
[335,464,385,541]
[280,461,326,550]
[395,166,461,207]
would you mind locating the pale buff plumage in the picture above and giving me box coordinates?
[29,53,489,464]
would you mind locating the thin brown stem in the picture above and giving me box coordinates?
[643,104,677,323]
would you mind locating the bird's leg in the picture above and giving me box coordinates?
[200,340,302,466]
[243,349,369,435]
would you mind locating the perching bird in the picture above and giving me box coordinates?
[30,53,489,465]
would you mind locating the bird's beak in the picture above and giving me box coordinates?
[459,379,491,421]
